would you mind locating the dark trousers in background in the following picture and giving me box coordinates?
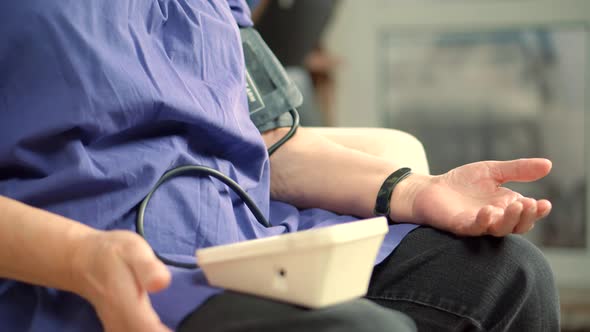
[179,227,560,332]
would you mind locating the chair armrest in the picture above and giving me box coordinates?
[308,127,430,175]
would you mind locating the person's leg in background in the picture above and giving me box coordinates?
[179,291,416,332]
[366,227,560,331]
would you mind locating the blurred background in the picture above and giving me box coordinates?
[250,0,589,330]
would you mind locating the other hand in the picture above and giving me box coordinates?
[405,158,552,236]
[72,230,172,332]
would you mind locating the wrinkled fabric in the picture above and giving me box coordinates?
[0,0,418,330]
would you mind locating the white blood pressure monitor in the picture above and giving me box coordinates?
[196,217,388,308]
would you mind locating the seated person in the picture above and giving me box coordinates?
[0,1,559,331]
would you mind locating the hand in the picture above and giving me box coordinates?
[405,158,552,236]
[71,230,172,332]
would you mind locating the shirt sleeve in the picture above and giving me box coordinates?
[227,0,253,27]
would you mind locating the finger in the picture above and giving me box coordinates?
[489,201,523,236]
[122,236,172,293]
[100,292,171,332]
[513,198,537,234]
[536,199,552,218]
[468,205,501,236]
[98,251,171,332]
[487,159,552,184]
[119,292,172,332]
[125,293,172,332]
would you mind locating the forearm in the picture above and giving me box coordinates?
[0,195,96,294]
[263,128,429,221]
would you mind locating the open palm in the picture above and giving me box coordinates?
[412,159,552,236]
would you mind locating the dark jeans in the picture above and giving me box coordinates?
[367,227,560,331]
[179,227,560,332]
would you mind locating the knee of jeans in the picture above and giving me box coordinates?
[326,299,416,332]
[484,235,557,300]
[506,235,553,282]
[473,235,560,329]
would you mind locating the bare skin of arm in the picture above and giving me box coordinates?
[263,127,551,236]
[0,195,172,332]
[0,126,551,332]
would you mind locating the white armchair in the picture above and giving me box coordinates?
[310,127,430,175]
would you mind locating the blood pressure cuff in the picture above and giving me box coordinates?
[240,28,303,132]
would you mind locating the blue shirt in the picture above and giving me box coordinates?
[0,0,418,330]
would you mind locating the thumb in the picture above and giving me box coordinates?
[488,158,552,184]
[122,236,172,293]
